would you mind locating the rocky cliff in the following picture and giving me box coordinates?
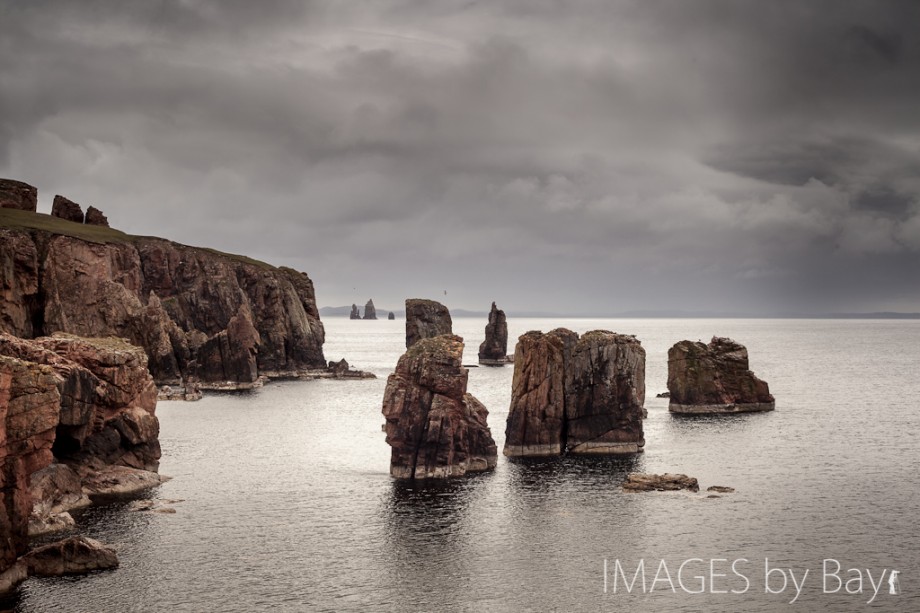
[478,302,508,365]
[381,335,497,479]
[0,207,326,389]
[405,299,452,349]
[504,329,645,456]
[667,337,774,414]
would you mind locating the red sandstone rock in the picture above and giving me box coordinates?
[0,179,37,212]
[382,335,497,479]
[667,337,774,414]
[83,205,109,227]
[405,299,452,349]
[50,196,84,223]
[22,536,118,576]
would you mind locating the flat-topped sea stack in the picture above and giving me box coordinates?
[478,302,509,365]
[363,299,377,320]
[504,329,645,457]
[405,299,452,348]
[381,335,497,479]
[667,337,775,414]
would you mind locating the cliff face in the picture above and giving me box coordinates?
[0,210,326,388]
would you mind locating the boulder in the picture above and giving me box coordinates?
[478,302,508,365]
[382,334,497,479]
[387,311,395,320]
[50,196,84,223]
[22,536,118,577]
[405,299,452,348]
[667,337,775,414]
[363,299,377,320]
[0,179,37,212]
[83,206,109,227]
[350,304,361,320]
[80,464,168,497]
[504,329,645,457]
[623,473,699,492]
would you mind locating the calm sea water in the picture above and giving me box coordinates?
[8,318,920,612]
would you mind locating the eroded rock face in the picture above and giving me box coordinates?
[350,304,361,320]
[381,335,497,479]
[0,179,37,212]
[83,206,109,227]
[0,333,160,472]
[504,329,645,457]
[667,337,774,414]
[22,536,118,577]
[29,463,90,536]
[0,355,60,578]
[405,299,452,348]
[51,196,84,223]
[363,299,377,320]
[478,302,508,364]
[0,226,326,388]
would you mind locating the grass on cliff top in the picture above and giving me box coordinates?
[0,208,276,271]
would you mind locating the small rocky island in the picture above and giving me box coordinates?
[349,304,361,319]
[667,337,775,414]
[387,311,395,320]
[404,298,452,348]
[381,334,497,479]
[363,299,377,320]
[478,302,510,365]
[504,329,646,456]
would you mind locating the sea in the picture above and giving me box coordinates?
[7,317,919,612]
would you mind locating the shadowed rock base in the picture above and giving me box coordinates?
[669,401,775,414]
[503,443,562,457]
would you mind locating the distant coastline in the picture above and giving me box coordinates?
[320,306,920,319]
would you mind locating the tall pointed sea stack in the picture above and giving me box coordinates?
[504,329,645,456]
[667,337,774,414]
[478,302,508,365]
[405,299,452,348]
[363,299,377,320]
[381,335,497,479]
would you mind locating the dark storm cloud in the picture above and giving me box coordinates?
[1,0,919,314]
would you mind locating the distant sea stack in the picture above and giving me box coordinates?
[0,178,37,212]
[387,312,395,320]
[504,329,645,457]
[478,302,509,365]
[667,337,775,414]
[405,299,452,348]
[363,299,377,320]
[0,183,327,390]
[381,334,497,479]
[350,304,361,319]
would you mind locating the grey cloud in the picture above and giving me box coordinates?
[1,1,919,314]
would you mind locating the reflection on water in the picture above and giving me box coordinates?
[7,318,920,612]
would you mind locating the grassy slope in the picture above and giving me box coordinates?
[0,208,275,270]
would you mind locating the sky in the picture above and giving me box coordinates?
[2,1,919,315]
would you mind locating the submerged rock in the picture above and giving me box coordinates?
[0,178,37,212]
[667,337,775,414]
[405,299,452,348]
[50,195,84,223]
[504,329,645,457]
[363,299,377,320]
[707,485,735,493]
[478,302,509,365]
[623,473,699,492]
[382,334,497,479]
[22,536,118,577]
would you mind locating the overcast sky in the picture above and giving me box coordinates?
[2,1,919,314]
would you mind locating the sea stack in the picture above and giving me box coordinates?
[667,337,775,414]
[405,299,452,348]
[50,196,84,223]
[381,334,497,479]
[349,304,361,319]
[504,329,645,456]
[387,312,395,320]
[363,299,377,320]
[0,178,37,212]
[478,302,508,365]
